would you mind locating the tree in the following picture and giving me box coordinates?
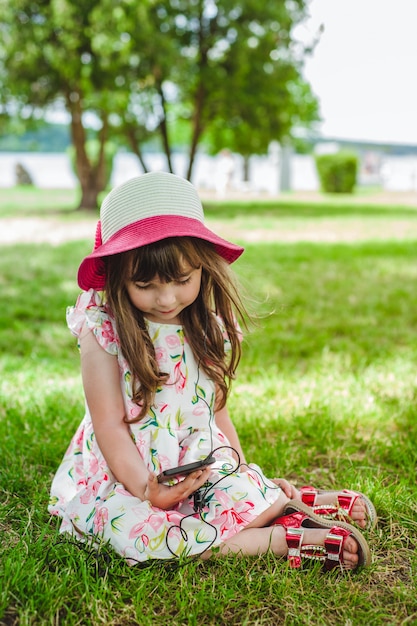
[204,67,319,181]
[85,0,177,175]
[0,0,152,208]
[0,0,319,201]
[132,0,319,179]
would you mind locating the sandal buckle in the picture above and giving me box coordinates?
[286,528,303,568]
[324,530,344,570]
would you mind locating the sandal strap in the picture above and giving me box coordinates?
[337,491,359,515]
[324,527,351,571]
[301,487,363,521]
[286,524,354,571]
[300,486,318,507]
[285,528,303,568]
[311,504,352,525]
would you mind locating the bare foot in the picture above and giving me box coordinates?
[341,533,360,568]
[294,528,359,569]
[313,493,367,528]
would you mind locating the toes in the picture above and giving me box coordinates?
[343,552,359,567]
[342,535,359,567]
[350,499,367,527]
[351,509,366,528]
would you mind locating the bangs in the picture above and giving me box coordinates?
[129,237,206,283]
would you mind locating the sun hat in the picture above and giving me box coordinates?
[77,171,244,291]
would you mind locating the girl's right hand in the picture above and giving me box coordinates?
[144,467,212,510]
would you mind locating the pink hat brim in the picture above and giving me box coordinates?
[77,214,244,291]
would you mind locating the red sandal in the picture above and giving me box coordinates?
[271,501,371,571]
[299,485,377,530]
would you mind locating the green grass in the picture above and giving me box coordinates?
[1,189,417,625]
[0,187,80,217]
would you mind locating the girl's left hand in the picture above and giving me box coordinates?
[271,478,300,499]
[144,467,212,510]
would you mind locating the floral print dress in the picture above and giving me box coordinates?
[49,289,281,563]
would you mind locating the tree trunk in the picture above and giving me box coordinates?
[186,83,205,181]
[125,125,149,173]
[156,81,174,174]
[79,184,102,210]
[93,114,109,192]
[186,8,209,182]
[67,92,108,210]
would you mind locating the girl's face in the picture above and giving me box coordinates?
[126,263,202,324]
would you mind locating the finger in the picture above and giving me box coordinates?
[148,473,160,489]
[171,473,202,500]
[291,486,301,499]
[273,478,292,498]
[183,467,211,487]
[176,468,211,496]
[144,473,158,500]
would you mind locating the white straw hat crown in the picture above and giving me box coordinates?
[100,171,204,242]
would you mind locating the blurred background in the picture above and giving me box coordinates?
[1,0,416,203]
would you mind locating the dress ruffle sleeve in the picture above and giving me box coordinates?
[66,289,119,356]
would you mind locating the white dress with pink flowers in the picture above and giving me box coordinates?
[49,289,281,563]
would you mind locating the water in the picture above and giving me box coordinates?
[0,150,416,192]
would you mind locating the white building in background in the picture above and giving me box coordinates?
[0,147,416,193]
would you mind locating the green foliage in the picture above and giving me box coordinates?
[1,193,417,623]
[0,0,318,181]
[315,151,359,194]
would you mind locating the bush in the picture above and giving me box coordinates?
[315,151,358,193]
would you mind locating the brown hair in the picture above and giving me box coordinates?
[104,237,248,422]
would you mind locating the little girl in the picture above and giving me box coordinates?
[49,172,375,571]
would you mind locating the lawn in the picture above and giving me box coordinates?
[1,188,417,625]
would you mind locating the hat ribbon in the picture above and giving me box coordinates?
[93,220,103,250]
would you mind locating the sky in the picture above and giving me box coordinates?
[297,0,417,145]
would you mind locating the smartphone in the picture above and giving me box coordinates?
[157,455,216,483]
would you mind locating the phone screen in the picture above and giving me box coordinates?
[157,455,216,483]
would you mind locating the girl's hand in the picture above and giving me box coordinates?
[144,467,212,510]
[271,477,300,499]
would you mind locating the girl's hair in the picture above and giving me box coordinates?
[105,237,248,422]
